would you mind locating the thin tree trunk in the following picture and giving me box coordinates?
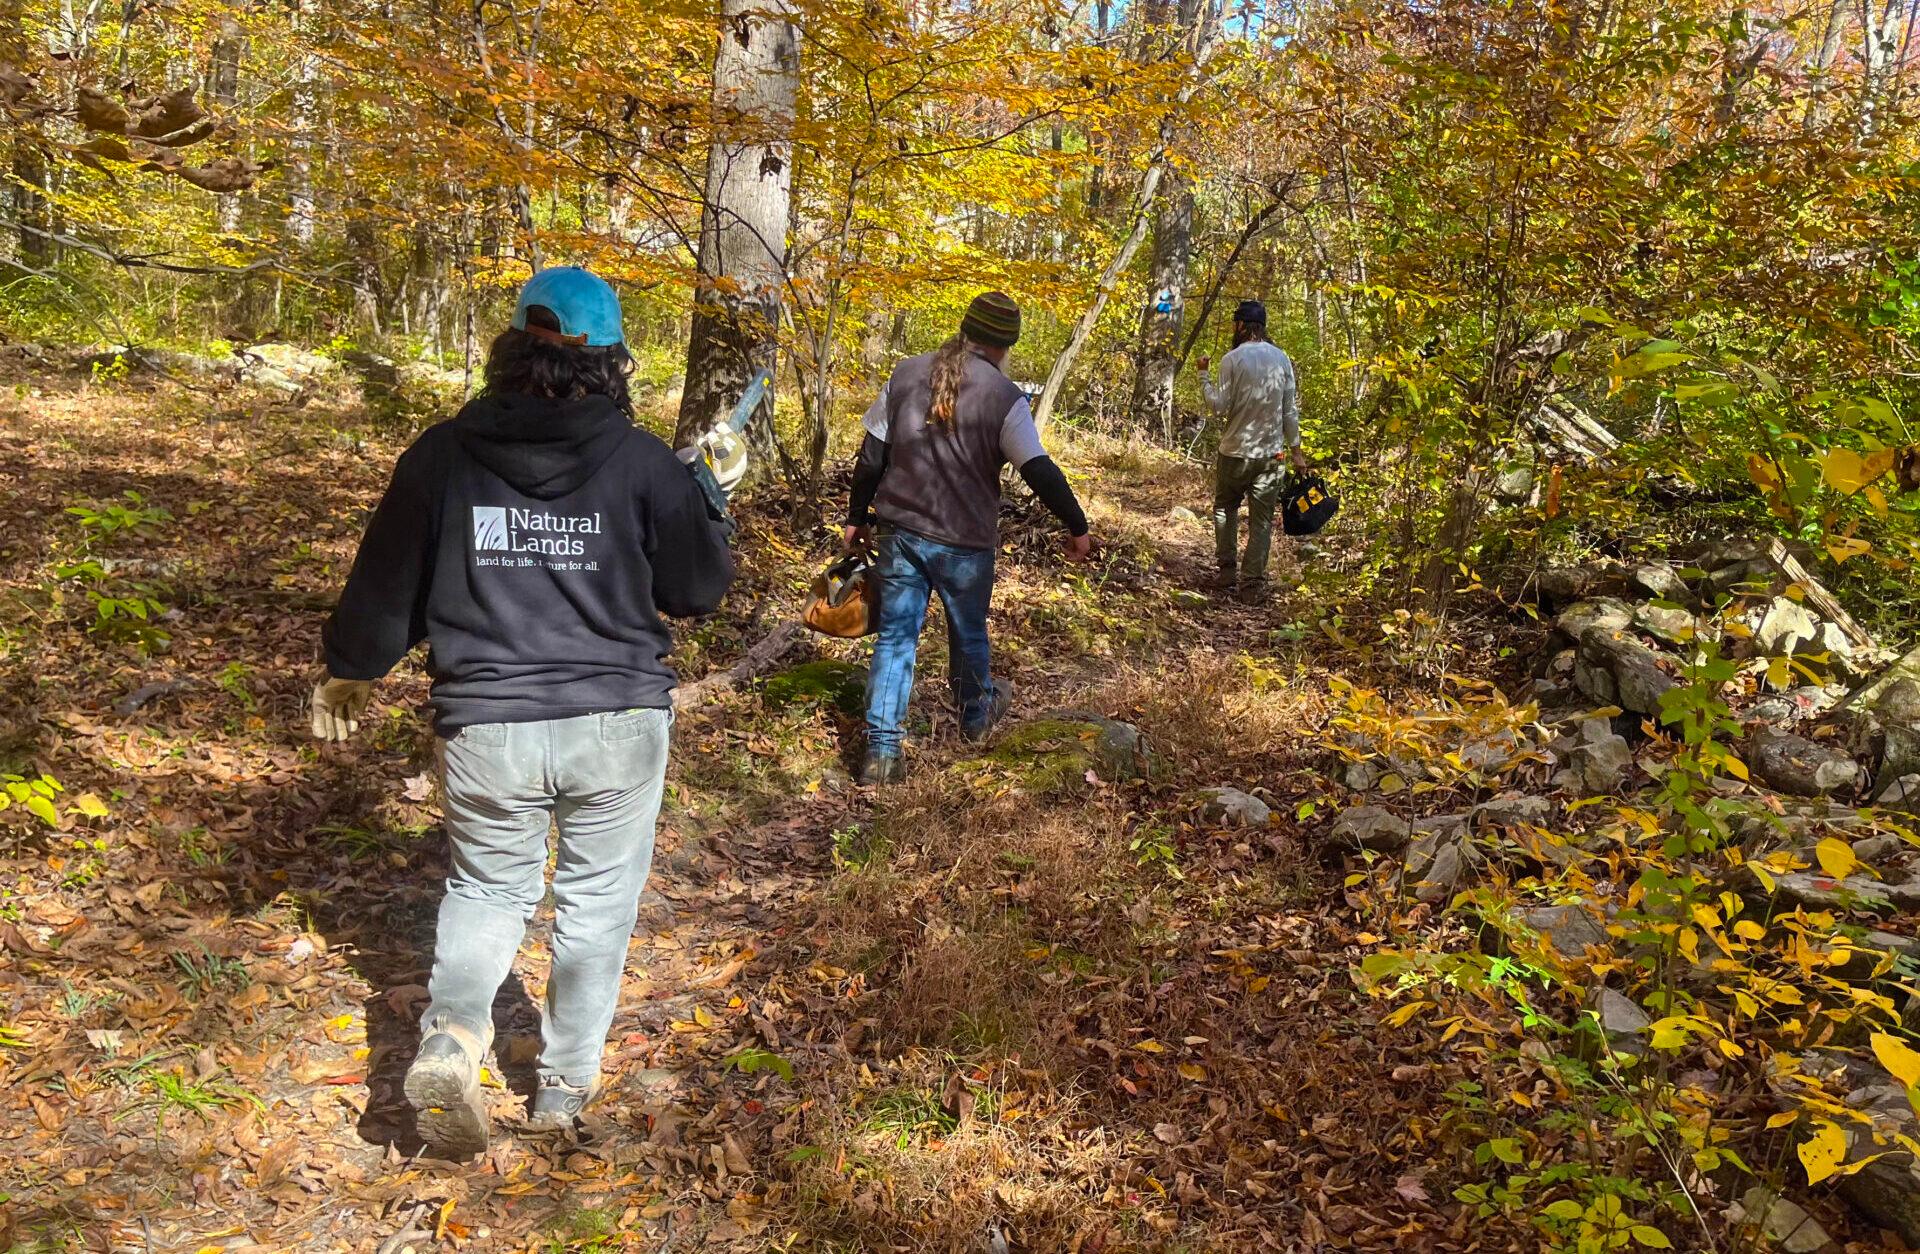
[1037,0,1222,427]
[287,1,320,248]
[1128,173,1193,441]
[1035,161,1166,427]
[675,0,801,451]
[208,15,245,235]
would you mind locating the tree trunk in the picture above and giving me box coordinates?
[287,1,321,248]
[208,15,246,235]
[2,0,50,267]
[1126,0,1205,442]
[1127,172,1193,442]
[675,0,800,451]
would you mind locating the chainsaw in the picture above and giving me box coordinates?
[676,370,767,531]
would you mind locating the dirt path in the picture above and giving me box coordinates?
[1,376,1497,1253]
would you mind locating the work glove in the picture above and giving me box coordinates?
[310,673,374,742]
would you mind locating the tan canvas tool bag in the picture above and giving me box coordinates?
[803,550,876,638]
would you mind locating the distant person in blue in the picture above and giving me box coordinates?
[842,292,1092,785]
[308,267,736,1155]
[1194,299,1304,600]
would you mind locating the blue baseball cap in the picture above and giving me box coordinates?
[511,266,625,347]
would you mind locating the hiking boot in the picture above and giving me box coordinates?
[1213,566,1238,591]
[404,1028,489,1157]
[963,681,1012,743]
[526,1075,598,1132]
[860,752,906,786]
[1235,578,1270,605]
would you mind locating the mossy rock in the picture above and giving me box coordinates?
[958,714,1158,794]
[760,659,867,716]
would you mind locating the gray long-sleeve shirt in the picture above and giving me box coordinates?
[1202,339,1299,459]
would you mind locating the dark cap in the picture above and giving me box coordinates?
[960,291,1021,348]
[1234,299,1267,327]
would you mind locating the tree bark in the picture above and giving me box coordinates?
[1126,0,1205,442]
[675,0,801,451]
[208,15,246,235]
[1128,173,1193,441]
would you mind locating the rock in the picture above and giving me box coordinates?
[1630,562,1691,604]
[1198,787,1271,827]
[1727,1186,1832,1254]
[1342,759,1383,793]
[1494,465,1535,502]
[1748,729,1866,798]
[1577,626,1675,716]
[1329,805,1410,854]
[1823,929,1920,983]
[1884,719,1920,784]
[1761,870,1901,913]
[1838,1084,1920,1245]
[1879,678,1920,725]
[1750,686,1842,726]
[1517,902,1609,960]
[1473,794,1555,829]
[1586,987,1650,1056]
[760,659,868,716]
[1814,621,1860,677]
[1555,597,1633,642]
[1875,774,1920,813]
[1633,602,1694,645]
[1852,832,1908,864]
[1756,597,1821,657]
[1537,565,1622,608]
[1168,505,1200,523]
[1412,839,1467,905]
[239,342,338,394]
[1562,718,1633,793]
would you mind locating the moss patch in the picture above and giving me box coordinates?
[760,659,867,716]
[956,717,1151,795]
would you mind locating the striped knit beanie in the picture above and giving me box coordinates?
[960,291,1021,348]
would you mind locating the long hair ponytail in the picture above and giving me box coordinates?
[927,334,970,429]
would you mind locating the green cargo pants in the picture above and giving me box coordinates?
[1214,454,1287,583]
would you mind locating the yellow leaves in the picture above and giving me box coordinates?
[1816,446,1896,495]
[1825,533,1873,564]
[670,1003,721,1034]
[1385,1000,1433,1028]
[1872,1033,1920,1089]
[1814,837,1859,880]
[1134,1039,1167,1053]
[1176,1062,1208,1082]
[1799,1120,1848,1185]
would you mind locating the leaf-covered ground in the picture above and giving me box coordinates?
[0,364,1882,1252]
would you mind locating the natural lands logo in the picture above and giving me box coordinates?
[472,506,509,551]
[470,505,604,568]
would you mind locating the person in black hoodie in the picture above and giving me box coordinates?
[309,267,735,1155]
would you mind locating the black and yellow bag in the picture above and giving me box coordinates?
[1280,472,1339,536]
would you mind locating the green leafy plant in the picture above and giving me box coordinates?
[64,490,170,548]
[723,1046,796,1083]
[172,946,250,1000]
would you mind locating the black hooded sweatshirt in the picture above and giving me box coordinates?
[322,392,735,733]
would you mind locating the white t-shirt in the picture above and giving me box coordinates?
[1202,339,1299,459]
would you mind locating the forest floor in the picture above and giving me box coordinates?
[0,362,1890,1253]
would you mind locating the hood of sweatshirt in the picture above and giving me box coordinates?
[453,392,632,501]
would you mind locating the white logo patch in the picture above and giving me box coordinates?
[472,506,509,551]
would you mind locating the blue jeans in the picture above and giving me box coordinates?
[425,708,671,1085]
[865,528,996,756]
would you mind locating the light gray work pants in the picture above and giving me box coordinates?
[422,708,671,1086]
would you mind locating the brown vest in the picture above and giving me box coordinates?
[872,349,1024,551]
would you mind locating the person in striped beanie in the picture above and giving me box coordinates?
[842,291,1093,784]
